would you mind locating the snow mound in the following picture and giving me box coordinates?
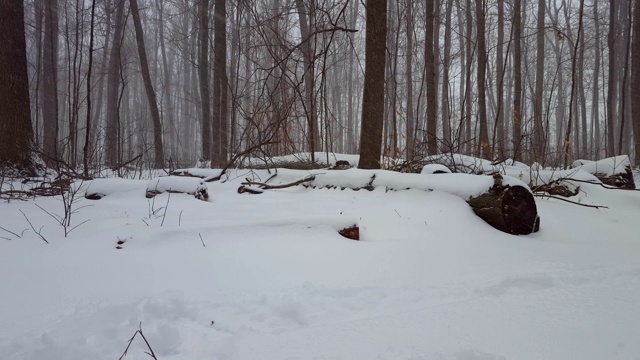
[146,177,209,200]
[420,164,451,174]
[570,155,631,176]
[84,178,146,199]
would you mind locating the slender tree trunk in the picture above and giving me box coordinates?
[84,0,96,176]
[606,0,617,156]
[425,0,437,155]
[358,0,387,169]
[533,0,545,164]
[592,0,601,158]
[495,0,505,157]
[129,0,165,168]
[441,0,453,153]
[513,0,522,161]
[211,0,228,165]
[0,0,34,170]
[631,0,640,164]
[475,0,489,159]
[198,0,211,161]
[405,0,415,159]
[563,0,585,169]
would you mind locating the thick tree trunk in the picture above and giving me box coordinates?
[0,0,34,170]
[357,0,387,169]
[212,0,228,166]
[468,175,540,235]
[105,0,125,166]
[42,0,59,164]
[130,0,165,169]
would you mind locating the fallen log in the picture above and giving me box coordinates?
[467,174,540,235]
[237,169,540,235]
[571,156,635,189]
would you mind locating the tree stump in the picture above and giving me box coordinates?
[467,174,540,235]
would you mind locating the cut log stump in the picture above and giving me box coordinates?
[467,174,540,235]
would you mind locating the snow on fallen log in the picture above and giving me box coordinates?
[145,177,209,200]
[241,168,539,235]
[84,178,145,200]
[170,168,224,182]
[570,155,635,189]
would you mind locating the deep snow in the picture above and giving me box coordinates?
[1,166,640,360]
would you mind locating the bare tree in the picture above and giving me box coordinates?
[42,0,59,164]
[632,0,640,164]
[358,0,387,169]
[475,0,489,159]
[0,0,34,170]
[424,0,437,155]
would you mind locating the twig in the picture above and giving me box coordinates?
[556,177,640,191]
[0,225,22,238]
[534,194,609,209]
[141,218,149,226]
[394,209,402,218]
[19,209,49,243]
[160,192,171,227]
[199,233,206,247]
[179,210,183,226]
[118,322,158,360]
[240,175,316,190]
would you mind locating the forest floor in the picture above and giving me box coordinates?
[1,162,640,360]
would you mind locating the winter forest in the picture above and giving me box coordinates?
[2,1,640,359]
[1,0,639,170]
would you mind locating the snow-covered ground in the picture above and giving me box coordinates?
[1,167,640,360]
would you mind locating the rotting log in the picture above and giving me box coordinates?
[467,174,540,235]
[594,165,635,189]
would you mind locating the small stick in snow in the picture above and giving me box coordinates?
[19,209,49,244]
[533,194,609,209]
[118,322,158,360]
[199,233,206,247]
[0,225,22,238]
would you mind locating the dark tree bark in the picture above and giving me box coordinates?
[0,0,34,170]
[212,0,228,166]
[632,0,640,164]
[513,0,523,161]
[424,0,437,155]
[42,0,59,164]
[198,0,212,162]
[84,0,97,177]
[606,0,617,156]
[475,0,489,159]
[358,0,387,169]
[130,0,165,169]
[533,0,545,164]
[441,0,453,153]
[105,0,125,166]
[563,0,585,169]
[405,0,415,159]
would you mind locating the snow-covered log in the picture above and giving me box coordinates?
[467,174,540,235]
[145,177,209,200]
[570,156,635,189]
[84,179,145,200]
[241,169,540,235]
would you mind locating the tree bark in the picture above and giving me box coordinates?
[425,0,437,155]
[212,0,228,166]
[475,0,489,159]
[631,0,640,164]
[606,0,617,156]
[533,0,545,164]
[513,0,523,161]
[42,0,59,164]
[0,0,34,170]
[358,0,387,169]
[129,0,165,169]
[198,0,212,162]
[105,0,125,166]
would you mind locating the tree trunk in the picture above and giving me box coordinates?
[513,0,523,161]
[592,0,601,158]
[105,0,125,166]
[0,0,34,170]
[212,0,228,166]
[441,0,453,153]
[357,0,387,169]
[606,0,617,156]
[84,0,96,177]
[475,0,489,159]
[198,0,211,162]
[533,0,545,164]
[42,0,59,164]
[631,0,640,164]
[405,0,415,160]
[425,0,437,155]
[129,0,165,169]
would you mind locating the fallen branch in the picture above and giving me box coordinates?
[556,177,640,191]
[19,209,49,244]
[534,194,609,209]
[118,322,158,360]
[240,174,316,190]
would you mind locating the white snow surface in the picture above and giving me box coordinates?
[146,176,207,196]
[570,155,631,176]
[420,164,452,174]
[1,168,640,360]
